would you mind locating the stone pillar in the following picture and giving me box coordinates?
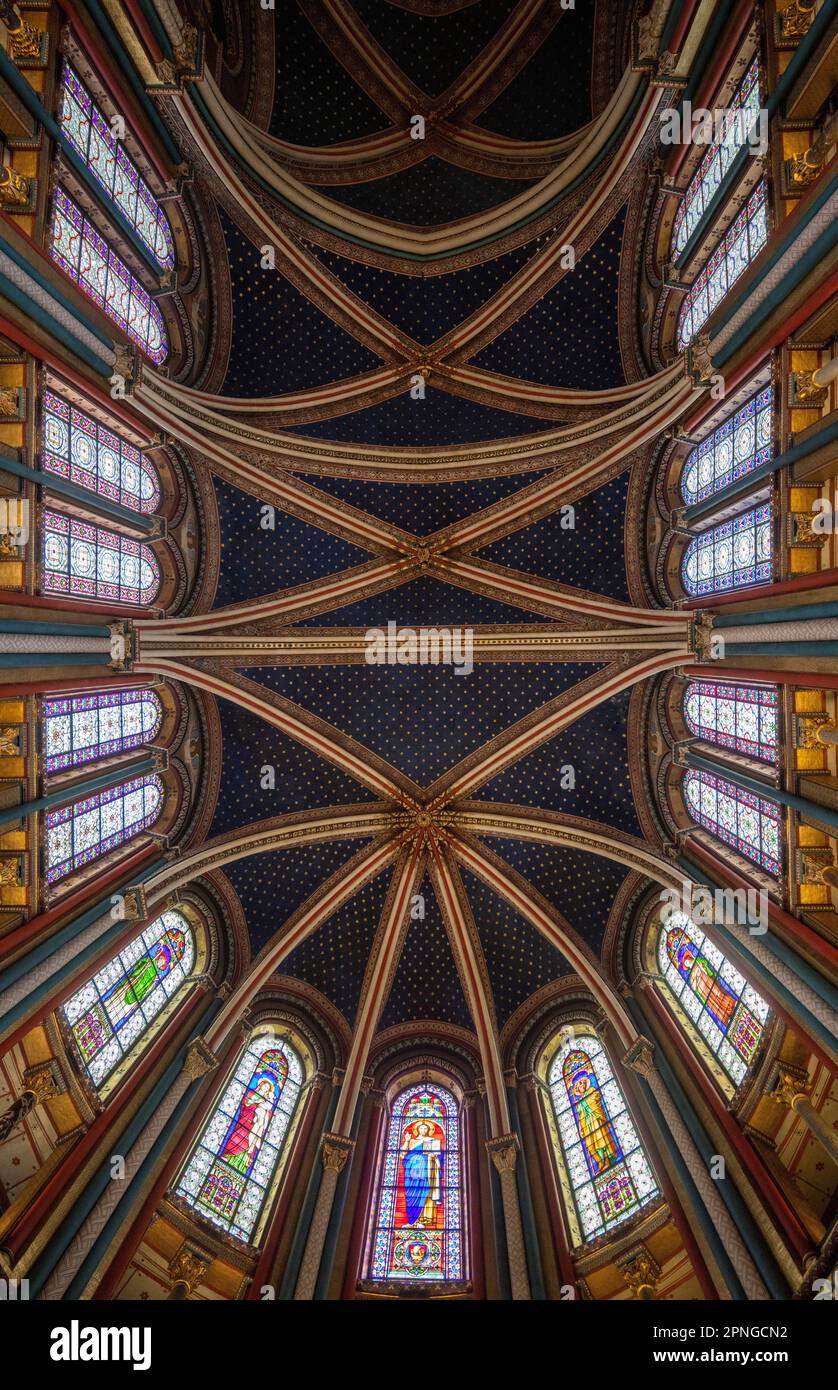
[293,1133,354,1301]
[486,1134,531,1301]
[0,1059,62,1143]
[769,1067,838,1166]
[622,1037,771,1301]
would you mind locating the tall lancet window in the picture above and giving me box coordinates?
[41,509,160,606]
[61,910,195,1089]
[681,504,772,596]
[548,1033,659,1243]
[42,388,161,514]
[175,1036,304,1243]
[49,187,169,363]
[44,773,164,884]
[369,1083,463,1283]
[683,768,781,875]
[58,63,176,272]
[683,681,778,763]
[676,181,768,349]
[43,688,163,773]
[657,911,770,1087]
[680,384,773,505]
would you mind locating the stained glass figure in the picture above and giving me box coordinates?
[43,688,163,774]
[677,182,768,349]
[683,681,778,763]
[50,186,168,363]
[175,1036,303,1243]
[671,61,762,259]
[62,910,194,1088]
[44,773,164,883]
[59,63,175,272]
[549,1034,659,1242]
[658,910,769,1086]
[681,385,773,505]
[683,767,780,875]
[369,1084,463,1282]
[682,503,772,596]
[41,508,160,606]
[42,388,160,513]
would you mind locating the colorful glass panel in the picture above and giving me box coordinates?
[49,187,168,363]
[43,688,162,773]
[682,503,772,596]
[677,181,768,349]
[44,773,163,883]
[62,909,194,1089]
[658,910,769,1086]
[683,768,781,875]
[59,64,175,271]
[549,1034,659,1242]
[175,1036,303,1243]
[42,388,160,513]
[41,508,160,606]
[683,681,778,763]
[672,60,762,259]
[681,385,773,505]
[370,1084,463,1282]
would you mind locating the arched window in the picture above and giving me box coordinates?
[369,1083,463,1283]
[50,187,169,363]
[681,503,772,596]
[41,509,160,606]
[43,688,163,773]
[683,768,780,875]
[683,680,778,763]
[59,63,175,272]
[174,1036,304,1243]
[681,384,773,505]
[42,388,161,514]
[677,181,768,349]
[657,910,770,1086]
[671,59,762,260]
[44,773,164,884]
[62,909,195,1089]
[548,1033,659,1243]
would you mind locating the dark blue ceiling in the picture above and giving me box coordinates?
[380,875,472,1030]
[209,697,377,840]
[316,159,537,226]
[294,574,549,627]
[295,470,546,535]
[470,205,628,388]
[351,0,520,98]
[282,389,564,445]
[239,662,601,787]
[212,478,372,608]
[218,209,382,398]
[475,2,596,139]
[477,470,632,603]
[270,1,391,143]
[223,839,369,955]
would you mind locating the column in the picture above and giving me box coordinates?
[769,1066,838,1165]
[485,1134,531,1300]
[293,1132,354,1300]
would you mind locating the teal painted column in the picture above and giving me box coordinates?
[683,746,838,839]
[715,601,838,628]
[506,1082,546,1299]
[278,1082,340,1300]
[0,751,158,827]
[0,452,158,533]
[484,1096,512,1300]
[313,1099,363,1299]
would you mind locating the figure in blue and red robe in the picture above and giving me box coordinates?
[395,1119,445,1229]
[666,925,736,1033]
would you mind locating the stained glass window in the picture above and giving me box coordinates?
[42,388,160,513]
[62,910,194,1089]
[683,768,781,875]
[45,773,164,884]
[681,385,773,505]
[50,186,169,363]
[548,1034,659,1243]
[59,63,175,272]
[683,680,778,763]
[41,509,160,606]
[671,60,762,260]
[369,1083,463,1283]
[43,688,163,774]
[677,182,768,349]
[658,910,770,1087]
[682,503,772,596]
[175,1036,303,1243]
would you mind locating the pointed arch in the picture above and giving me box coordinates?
[41,509,161,607]
[681,504,772,597]
[682,768,781,876]
[44,773,164,884]
[43,687,163,773]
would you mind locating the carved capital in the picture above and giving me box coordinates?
[768,1066,810,1109]
[618,1245,661,1299]
[182,1037,219,1082]
[486,1133,520,1175]
[168,1243,211,1295]
[320,1132,354,1174]
[622,1036,657,1081]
